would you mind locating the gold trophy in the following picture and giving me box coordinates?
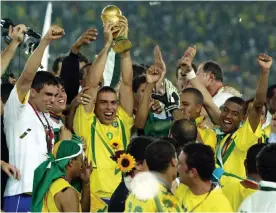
[101,5,132,54]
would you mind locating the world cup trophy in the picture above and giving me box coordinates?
[101,5,132,54]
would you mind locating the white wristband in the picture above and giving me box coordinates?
[186,69,196,80]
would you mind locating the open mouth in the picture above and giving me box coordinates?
[46,104,52,109]
[104,112,114,119]
[222,119,232,129]
[57,99,66,105]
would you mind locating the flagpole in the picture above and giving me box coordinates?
[39,2,52,71]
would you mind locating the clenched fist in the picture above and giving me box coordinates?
[257,53,272,71]
[43,25,65,42]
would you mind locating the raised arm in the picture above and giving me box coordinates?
[16,25,64,103]
[1,25,26,76]
[83,23,117,113]
[60,29,97,104]
[118,16,133,116]
[154,45,166,94]
[178,46,221,125]
[248,54,272,132]
[135,65,161,128]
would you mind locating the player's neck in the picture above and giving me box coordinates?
[64,170,73,183]
[208,82,223,97]
[154,172,172,189]
[189,179,212,196]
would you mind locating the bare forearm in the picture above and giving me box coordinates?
[254,70,269,107]
[120,51,133,86]
[86,46,109,88]
[189,77,221,124]
[189,77,214,107]
[134,83,154,128]
[1,40,20,76]
[81,182,90,212]
[119,51,134,115]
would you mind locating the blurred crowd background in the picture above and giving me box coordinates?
[1,1,276,98]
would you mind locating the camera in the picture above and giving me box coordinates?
[1,18,41,55]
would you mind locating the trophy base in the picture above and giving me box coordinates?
[112,36,132,54]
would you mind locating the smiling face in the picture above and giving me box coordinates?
[51,84,67,114]
[94,91,118,125]
[220,101,245,133]
[30,84,59,113]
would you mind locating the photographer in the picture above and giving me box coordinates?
[0,24,27,77]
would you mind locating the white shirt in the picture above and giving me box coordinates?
[213,88,234,108]
[3,87,54,196]
[238,181,276,212]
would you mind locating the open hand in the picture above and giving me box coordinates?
[77,87,92,105]
[72,28,98,52]
[8,24,27,43]
[146,65,162,84]
[177,45,197,76]
[154,45,166,76]
[80,157,93,183]
[104,22,119,48]
[118,15,128,38]
[1,161,20,180]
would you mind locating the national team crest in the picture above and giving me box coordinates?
[106,132,113,140]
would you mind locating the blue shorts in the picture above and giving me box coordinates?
[3,194,32,212]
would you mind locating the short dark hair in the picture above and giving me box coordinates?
[245,97,268,117]
[132,64,148,78]
[225,96,246,115]
[246,143,266,174]
[176,63,197,78]
[267,84,276,99]
[181,88,203,105]
[203,61,223,82]
[132,75,146,93]
[182,143,215,181]
[170,119,197,147]
[56,77,65,88]
[127,136,155,164]
[257,144,276,182]
[145,140,176,173]
[159,137,180,155]
[52,56,65,73]
[97,86,117,96]
[79,63,92,81]
[31,71,59,92]
[1,83,14,104]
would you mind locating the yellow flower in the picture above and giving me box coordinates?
[162,195,177,209]
[109,140,121,150]
[117,153,136,173]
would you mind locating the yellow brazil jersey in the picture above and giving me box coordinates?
[220,175,256,211]
[258,125,271,143]
[175,183,233,212]
[195,116,217,151]
[215,118,262,178]
[42,178,81,212]
[73,104,133,201]
[125,182,183,212]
